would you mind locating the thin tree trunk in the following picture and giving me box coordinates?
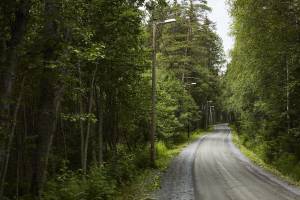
[0,0,31,112]
[30,0,63,197]
[91,123,97,164]
[83,66,98,173]
[77,65,85,172]
[31,86,64,198]
[16,132,21,200]
[95,86,104,165]
[0,1,31,189]
[60,116,68,160]
[182,17,190,82]
[0,77,25,198]
[286,56,290,132]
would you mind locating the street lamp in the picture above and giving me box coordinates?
[206,100,213,129]
[210,106,215,125]
[162,19,176,24]
[184,82,197,138]
[150,18,176,166]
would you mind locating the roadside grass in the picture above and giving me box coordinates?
[231,127,300,187]
[117,129,208,200]
[156,130,206,170]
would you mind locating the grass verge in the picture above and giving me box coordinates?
[117,129,207,200]
[231,127,300,187]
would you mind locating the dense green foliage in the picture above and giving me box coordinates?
[0,0,223,199]
[225,0,300,181]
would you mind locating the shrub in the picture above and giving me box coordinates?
[133,146,151,169]
[43,166,117,200]
[273,153,298,176]
[106,148,138,185]
[86,167,117,200]
[43,171,86,200]
[291,163,300,181]
[156,141,168,158]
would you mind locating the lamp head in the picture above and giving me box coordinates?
[163,18,176,24]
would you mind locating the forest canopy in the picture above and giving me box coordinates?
[224,0,300,183]
[0,0,224,199]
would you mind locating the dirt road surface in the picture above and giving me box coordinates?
[156,124,300,200]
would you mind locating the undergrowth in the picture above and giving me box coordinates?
[40,129,207,200]
[231,126,300,187]
[120,129,207,199]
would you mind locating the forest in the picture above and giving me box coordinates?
[2,0,300,199]
[0,0,224,199]
[225,0,300,185]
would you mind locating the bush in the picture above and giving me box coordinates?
[43,166,117,200]
[273,153,298,176]
[291,163,300,181]
[133,146,151,169]
[43,144,158,200]
[86,167,117,199]
[43,171,85,200]
[171,133,188,145]
[156,141,168,158]
[107,152,137,185]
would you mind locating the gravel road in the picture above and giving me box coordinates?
[156,124,300,200]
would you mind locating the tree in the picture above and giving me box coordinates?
[157,0,224,129]
[0,0,225,199]
[225,0,300,179]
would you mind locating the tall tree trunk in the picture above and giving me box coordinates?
[31,85,63,198]
[60,116,68,160]
[0,1,31,190]
[83,66,98,174]
[30,0,63,198]
[182,13,191,82]
[0,0,31,112]
[0,77,25,198]
[77,65,85,172]
[95,86,104,165]
[286,55,290,132]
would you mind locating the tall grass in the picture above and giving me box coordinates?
[231,127,300,186]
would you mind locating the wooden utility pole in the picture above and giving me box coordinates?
[150,16,175,166]
[286,57,290,132]
[150,22,157,166]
